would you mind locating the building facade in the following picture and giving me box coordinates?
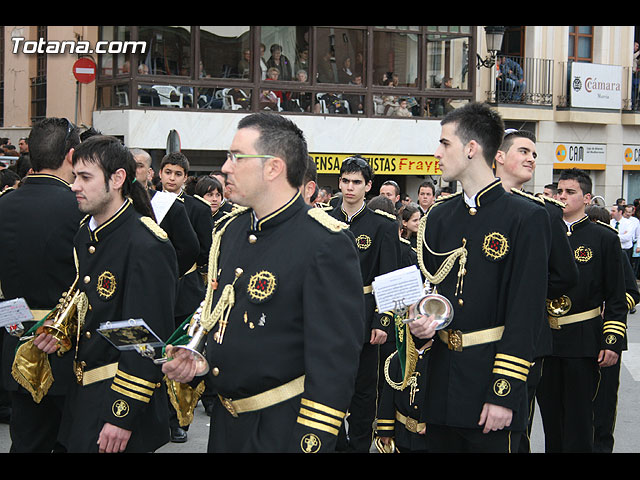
[2,25,639,204]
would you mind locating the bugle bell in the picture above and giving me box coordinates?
[36,277,82,354]
[412,293,454,330]
[171,318,210,376]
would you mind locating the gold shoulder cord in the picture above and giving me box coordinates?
[199,211,245,334]
[415,206,468,296]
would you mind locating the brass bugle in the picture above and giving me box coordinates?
[403,293,454,330]
[155,305,210,376]
[36,276,81,354]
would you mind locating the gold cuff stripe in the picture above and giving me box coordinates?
[113,376,154,397]
[604,321,626,329]
[492,367,528,382]
[377,418,395,425]
[111,384,152,403]
[299,407,343,428]
[493,360,530,375]
[300,398,346,419]
[626,293,636,309]
[604,326,626,336]
[495,353,532,368]
[376,425,395,431]
[115,369,158,389]
[297,416,340,436]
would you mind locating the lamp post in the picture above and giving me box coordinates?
[477,26,505,70]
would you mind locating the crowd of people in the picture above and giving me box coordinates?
[0,104,635,454]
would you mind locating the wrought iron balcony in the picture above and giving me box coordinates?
[486,55,553,107]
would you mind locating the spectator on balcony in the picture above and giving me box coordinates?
[266,44,292,81]
[497,55,526,102]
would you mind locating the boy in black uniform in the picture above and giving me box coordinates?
[159,152,213,442]
[329,156,401,453]
[536,168,628,452]
[494,129,578,452]
[0,118,82,452]
[162,113,365,453]
[34,135,178,453]
[406,102,551,453]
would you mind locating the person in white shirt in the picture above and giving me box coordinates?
[610,204,635,260]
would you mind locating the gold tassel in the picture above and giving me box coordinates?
[165,376,206,427]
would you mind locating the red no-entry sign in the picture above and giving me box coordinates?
[73,57,96,84]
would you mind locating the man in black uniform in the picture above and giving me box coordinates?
[158,152,213,442]
[162,113,365,453]
[34,135,178,453]
[494,128,579,452]
[536,168,628,453]
[329,156,401,453]
[131,147,199,278]
[0,117,82,452]
[407,102,551,453]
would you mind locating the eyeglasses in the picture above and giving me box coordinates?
[226,151,275,164]
[342,156,369,168]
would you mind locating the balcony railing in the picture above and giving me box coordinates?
[486,56,554,107]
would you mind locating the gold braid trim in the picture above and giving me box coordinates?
[199,208,248,333]
[383,334,419,391]
[165,377,206,427]
[416,204,467,295]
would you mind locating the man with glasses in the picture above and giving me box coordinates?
[330,155,402,453]
[162,113,365,453]
[406,103,551,453]
[0,118,82,452]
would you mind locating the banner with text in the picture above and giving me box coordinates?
[313,154,441,176]
[570,62,622,109]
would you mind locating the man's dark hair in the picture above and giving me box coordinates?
[558,168,592,196]
[381,179,400,197]
[339,155,374,184]
[544,183,558,194]
[303,155,317,185]
[72,135,155,221]
[0,168,20,190]
[586,205,611,223]
[28,117,81,171]
[160,151,190,174]
[237,112,308,188]
[195,175,223,197]
[441,102,505,167]
[367,194,396,215]
[417,180,435,196]
[500,129,536,153]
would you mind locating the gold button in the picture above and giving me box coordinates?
[567,231,572,236]
[88,245,96,254]
[212,367,220,376]
[83,275,91,284]
[469,207,477,216]
[85,331,91,339]
[248,234,257,244]
[458,298,464,306]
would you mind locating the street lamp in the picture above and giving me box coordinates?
[477,26,505,70]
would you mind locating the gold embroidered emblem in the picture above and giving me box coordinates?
[493,378,511,397]
[247,270,277,303]
[355,234,372,250]
[574,245,593,263]
[482,232,509,261]
[605,334,617,345]
[112,399,129,417]
[97,271,117,300]
[380,315,391,327]
[300,433,321,453]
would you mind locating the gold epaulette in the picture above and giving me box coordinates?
[193,194,212,207]
[399,237,411,246]
[0,186,16,198]
[541,195,566,209]
[140,216,169,241]
[214,204,250,229]
[308,207,349,233]
[596,220,618,233]
[374,209,397,221]
[511,188,545,205]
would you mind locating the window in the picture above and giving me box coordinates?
[425,32,470,90]
[316,27,366,85]
[200,26,250,79]
[260,26,310,82]
[373,27,420,87]
[138,26,191,76]
[568,26,593,62]
[99,26,132,76]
